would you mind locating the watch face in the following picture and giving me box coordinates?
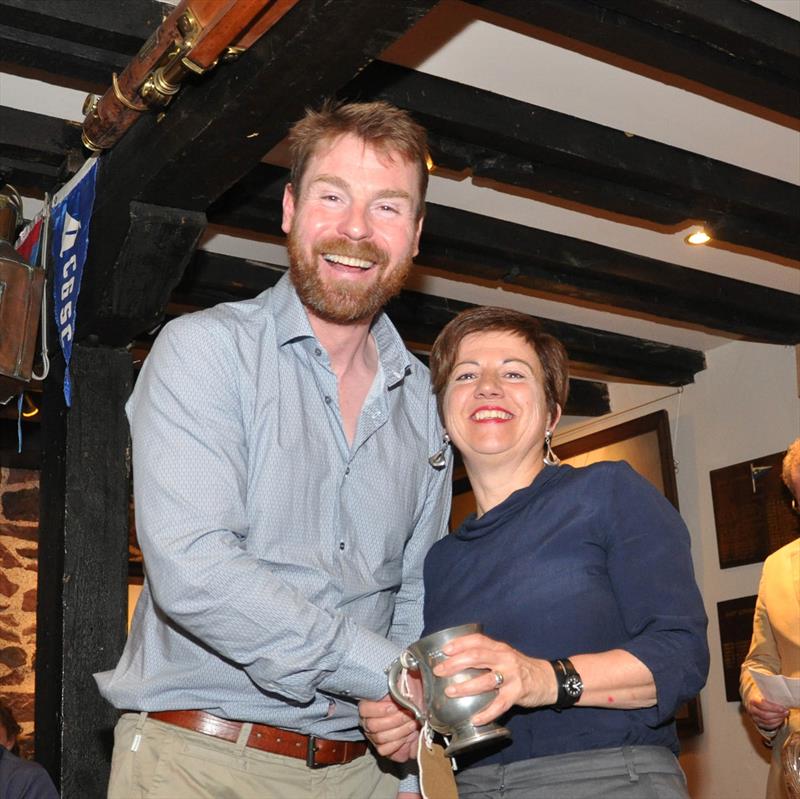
[564,674,583,698]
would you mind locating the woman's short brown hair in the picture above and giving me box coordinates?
[287,100,430,218]
[429,306,569,423]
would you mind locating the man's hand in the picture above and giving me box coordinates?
[359,694,419,762]
[746,689,789,732]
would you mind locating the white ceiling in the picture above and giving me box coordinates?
[3,0,799,358]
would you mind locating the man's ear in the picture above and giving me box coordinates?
[412,213,424,258]
[281,183,296,236]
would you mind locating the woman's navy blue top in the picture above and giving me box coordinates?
[423,461,709,769]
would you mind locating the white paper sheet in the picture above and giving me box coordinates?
[748,668,800,707]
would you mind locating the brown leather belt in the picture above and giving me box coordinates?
[147,710,368,768]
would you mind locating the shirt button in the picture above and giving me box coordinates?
[339,542,345,551]
[324,395,332,404]
[345,467,350,475]
[314,347,322,356]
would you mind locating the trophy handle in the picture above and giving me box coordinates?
[386,651,424,722]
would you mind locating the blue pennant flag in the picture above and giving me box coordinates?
[51,158,98,406]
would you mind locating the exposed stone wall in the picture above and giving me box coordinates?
[0,466,39,759]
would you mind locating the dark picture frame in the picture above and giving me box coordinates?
[717,595,758,703]
[554,410,679,510]
[710,450,796,569]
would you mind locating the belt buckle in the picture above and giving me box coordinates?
[306,734,321,768]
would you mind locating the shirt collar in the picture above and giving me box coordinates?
[272,272,411,389]
[273,272,316,346]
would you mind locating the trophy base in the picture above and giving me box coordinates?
[443,724,511,757]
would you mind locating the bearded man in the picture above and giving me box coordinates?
[95,101,451,799]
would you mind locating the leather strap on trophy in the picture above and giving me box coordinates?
[81,0,300,152]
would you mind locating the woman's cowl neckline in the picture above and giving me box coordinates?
[454,463,564,541]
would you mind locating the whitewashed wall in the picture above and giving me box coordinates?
[555,340,800,799]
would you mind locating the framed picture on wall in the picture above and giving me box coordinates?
[710,450,796,569]
[717,595,758,702]
[553,409,679,509]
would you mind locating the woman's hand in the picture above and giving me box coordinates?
[435,635,656,723]
[434,633,557,726]
[359,695,420,762]
[746,688,789,732]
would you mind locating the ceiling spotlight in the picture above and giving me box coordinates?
[685,226,711,246]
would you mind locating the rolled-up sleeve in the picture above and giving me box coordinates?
[604,464,709,726]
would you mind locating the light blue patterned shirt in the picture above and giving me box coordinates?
[95,273,451,744]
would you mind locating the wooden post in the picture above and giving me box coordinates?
[36,343,133,798]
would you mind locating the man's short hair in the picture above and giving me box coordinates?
[782,437,800,498]
[287,100,430,218]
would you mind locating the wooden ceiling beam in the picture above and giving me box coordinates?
[421,203,800,346]
[343,61,800,261]
[384,288,704,386]
[209,165,800,345]
[0,0,157,88]
[469,0,800,119]
[173,249,704,388]
[0,106,83,194]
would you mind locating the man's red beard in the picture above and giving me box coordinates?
[287,231,413,323]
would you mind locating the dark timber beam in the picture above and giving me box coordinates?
[384,289,705,386]
[469,0,800,120]
[564,378,610,418]
[173,249,704,387]
[73,0,439,345]
[0,0,159,88]
[0,106,83,194]
[36,345,133,798]
[342,61,800,261]
[208,165,800,345]
[421,203,800,346]
[84,199,207,345]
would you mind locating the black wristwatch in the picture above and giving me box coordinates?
[550,658,584,709]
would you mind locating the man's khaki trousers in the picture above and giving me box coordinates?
[107,713,400,799]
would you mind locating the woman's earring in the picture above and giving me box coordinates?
[543,430,559,466]
[428,433,451,469]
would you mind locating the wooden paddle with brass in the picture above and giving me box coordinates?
[81,0,299,152]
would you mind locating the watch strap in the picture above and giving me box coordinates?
[550,657,583,709]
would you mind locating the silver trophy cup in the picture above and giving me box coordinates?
[386,622,511,756]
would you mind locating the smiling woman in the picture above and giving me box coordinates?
[434,321,564,515]
[430,307,567,513]
[361,306,710,799]
[442,329,557,497]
